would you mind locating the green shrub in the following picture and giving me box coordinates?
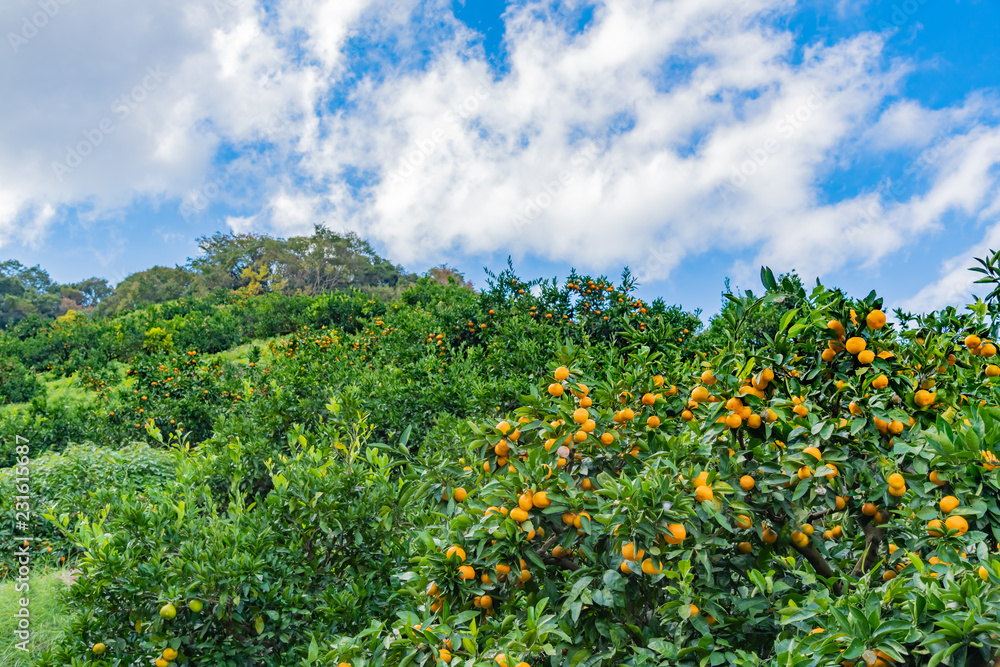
[0,357,41,405]
[37,414,418,666]
[0,443,175,573]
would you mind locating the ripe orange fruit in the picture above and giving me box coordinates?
[987,364,1000,377]
[681,409,694,421]
[821,348,837,362]
[966,334,982,349]
[737,541,752,554]
[927,519,945,537]
[554,366,570,381]
[835,496,846,511]
[647,415,661,428]
[803,446,822,460]
[445,545,466,561]
[642,393,656,406]
[162,648,178,661]
[828,320,846,337]
[726,413,742,429]
[547,383,564,397]
[701,370,717,385]
[641,558,663,575]
[510,507,529,523]
[762,526,777,543]
[866,309,886,329]
[882,569,896,582]
[872,374,889,390]
[862,502,877,516]
[945,515,968,535]
[747,414,762,428]
[887,473,904,488]
[439,649,452,663]
[939,495,959,514]
[518,492,533,511]
[663,523,687,545]
[797,466,812,480]
[980,565,990,580]
[845,337,867,355]
[857,349,875,365]
[691,386,710,402]
[983,343,998,357]
[600,432,614,445]
[695,485,714,502]
[573,408,589,424]
[735,515,752,529]
[915,389,936,407]
[740,475,755,491]
[929,471,946,486]
[453,488,467,502]
[790,530,809,548]
[688,604,700,617]
[532,491,550,508]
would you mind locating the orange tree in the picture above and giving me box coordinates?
[330,268,1000,667]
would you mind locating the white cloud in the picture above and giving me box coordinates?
[902,221,1000,314]
[2,0,1000,314]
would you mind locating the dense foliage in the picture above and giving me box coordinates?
[7,244,1000,667]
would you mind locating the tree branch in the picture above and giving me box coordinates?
[792,542,844,596]
[850,519,885,578]
[541,555,580,571]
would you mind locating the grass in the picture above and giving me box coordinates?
[0,568,71,666]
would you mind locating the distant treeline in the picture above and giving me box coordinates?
[0,225,414,327]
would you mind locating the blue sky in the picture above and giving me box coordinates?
[2,0,1000,317]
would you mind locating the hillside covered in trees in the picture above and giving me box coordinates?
[5,232,1000,667]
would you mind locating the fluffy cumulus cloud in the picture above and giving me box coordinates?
[3,0,1000,309]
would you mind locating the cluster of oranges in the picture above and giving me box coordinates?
[388,289,1000,666]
